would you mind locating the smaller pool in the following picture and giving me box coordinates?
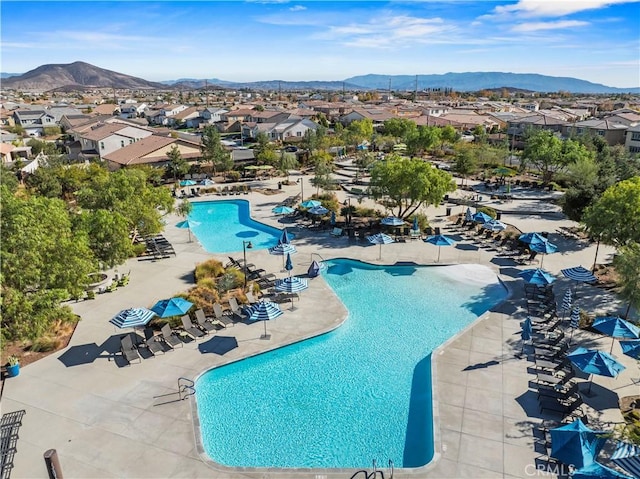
[187,200,288,253]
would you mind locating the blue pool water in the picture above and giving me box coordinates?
[187,200,287,253]
[195,259,507,469]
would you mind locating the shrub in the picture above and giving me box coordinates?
[227,170,241,182]
[477,206,497,219]
[409,213,429,231]
[197,277,217,290]
[195,259,225,281]
[29,335,61,353]
[184,285,220,316]
[133,243,148,256]
[579,309,594,329]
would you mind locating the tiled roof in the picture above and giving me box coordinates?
[103,136,201,166]
[82,123,132,141]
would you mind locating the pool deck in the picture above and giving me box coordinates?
[3,174,637,479]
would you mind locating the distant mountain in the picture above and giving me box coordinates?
[1,72,22,79]
[2,61,165,91]
[163,78,361,91]
[344,72,640,94]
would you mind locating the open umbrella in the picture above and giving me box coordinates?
[275,276,308,310]
[568,347,626,394]
[612,441,640,478]
[151,298,193,318]
[300,200,321,209]
[272,205,295,215]
[550,419,608,470]
[381,216,405,226]
[529,239,558,268]
[110,307,156,329]
[180,179,196,187]
[424,234,456,263]
[592,316,640,354]
[519,268,555,285]
[472,211,493,224]
[200,178,215,186]
[619,339,640,360]
[482,219,507,232]
[269,242,297,270]
[571,461,634,479]
[367,233,394,260]
[562,266,598,283]
[308,205,329,216]
[247,300,283,340]
[176,219,200,242]
[519,232,548,245]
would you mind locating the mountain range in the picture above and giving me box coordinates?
[1,61,638,94]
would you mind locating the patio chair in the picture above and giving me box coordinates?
[141,328,165,356]
[181,315,205,339]
[120,334,141,365]
[331,227,343,237]
[246,289,259,305]
[212,303,234,328]
[228,297,248,321]
[160,324,182,349]
[194,309,217,334]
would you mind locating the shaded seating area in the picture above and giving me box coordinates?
[120,334,141,365]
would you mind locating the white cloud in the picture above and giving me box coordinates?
[511,20,590,32]
[491,0,639,18]
[289,5,306,11]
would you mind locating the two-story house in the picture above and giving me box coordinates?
[76,123,154,161]
[12,110,56,136]
[624,125,640,154]
[103,135,202,171]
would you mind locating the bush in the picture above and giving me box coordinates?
[227,170,241,182]
[354,206,382,218]
[195,259,225,281]
[409,213,429,231]
[477,206,497,219]
[29,335,61,352]
[133,243,147,256]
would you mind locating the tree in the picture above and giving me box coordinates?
[368,155,456,218]
[440,125,459,149]
[309,151,334,195]
[582,177,640,247]
[382,118,417,140]
[345,119,374,149]
[277,151,298,181]
[76,209,133,269]
[559,157,600,221]
[166,145,189,181]
[613,243,640,319]
[406,125,441,156]
[521,130,590,183]
[200,125,229,175]
[453,147,478,186]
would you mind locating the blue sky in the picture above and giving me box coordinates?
[1,0,639,87]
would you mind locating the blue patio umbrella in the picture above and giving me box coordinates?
[519,268,555,285]
[571,462,634,479]
[300,199,321,209]
[472,211,493,224]
[278,228,291,245]
[412,217,419,231]
[272,205,295,215]
[180,179,196,187]
[465,207,473,222]
[561,266,598,283]
[482,219,507,232]
[367,233,395,260]
[307,260,322,278]
[550,419,608,470]
[569,306,581,344]
[110,307,156,329]
[269,242,297,270]
[330,211,336,225]
[529,239,558,267]
[560,289,573,319]
[381,216,405,226]
[619,339,640,360]
[275,276,308,293]
[612,441,640,478]
[151,298,193,318]
[200,178,215,186]
[593,316,640,354]
[519,232,548,245]
[284,252,293,273]
[424,234,456,263]
[521,317,533,354]
[176,219,200,242]
[308,205,329,216]
[248,300,283,340]
[568,347,626,394]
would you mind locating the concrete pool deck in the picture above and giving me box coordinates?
[3,175,637,479]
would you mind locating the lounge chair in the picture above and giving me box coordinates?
[331,227,343,237]
[120,334,141,364]
[228,297,248,321]
[181,315,205,339]
[141,328,164,355]
[212,303,234,328]
[194,309,217,334]
[246,290,259,305]
[160,324,182,349]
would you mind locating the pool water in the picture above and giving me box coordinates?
[195,259,507,469]
[187,200,287,253]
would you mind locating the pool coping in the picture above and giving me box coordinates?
[189,261,512,477]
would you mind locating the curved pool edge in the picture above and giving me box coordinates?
[190,261,513,477]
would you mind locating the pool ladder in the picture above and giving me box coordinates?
[178,377,195,400]
[349,459,393,479]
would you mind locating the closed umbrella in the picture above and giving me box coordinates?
[248,300,283,340]
[412,217,419,232]
[569,306,581,345]
[472,211,493,224]
[567,347,626,394]
[519,268,555,285]
[592,316,640,354]
[381,216,404,226]
[151,298,193,318]
[278,228,291,245]
[307,260,322,278]
[272,205,295,215]
[529,239,558,268]
[284,252,293,273]
[300,200,321,209]
[550,419,607,470]
[560,289,573,319]
[330,211,336,226]
[465,207,473,223]
[521,317,533,354]
[424,234,456,263]
[367,233,394,260]
[176,219,200,242]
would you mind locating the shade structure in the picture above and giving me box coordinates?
[519,268,555,285]
[269,242,297,270]
[151,298,193,318]
[300,199,321,209]
[110,307,156,329]
[247,300,283,339]
[561,266,598,283]
[307,260,322,278]
[561,289,573,318]
[381,216,405,226]
[367,233,394,260]
[612,441,640,478]
[519,232,548,245]
[472,211,493,224]
[200,178,215,186]
[619,339,640,360]
[568,347,626,394]
[529,239,558,267]
[272,205,295,215]
[278,228,291,245]
[549,419,607,470]
[275,276,308,293]
[570,461,633,479]
[482,219,507,232]
[176,219,200,242]
[424,234,456,263]
[465,207,473,222]
[284,252,293,272]
[308,205,329,216]
[593,316,640,354]
[179,179,196,186]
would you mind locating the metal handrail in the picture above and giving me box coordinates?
[177,377,195,400]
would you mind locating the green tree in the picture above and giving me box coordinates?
[76,209,133,268]
[453,147,478,186]
[26,138,59,156]
[407,125,441,156]
[522,131,590,183]
[383,118,417,140]
[440,125,459,149]
[166,145,190,182]
[200,125,228,175]
[309,151,334,195]
[0,164,19,192]
[559,157,600,221]
[582,177,640,247]
[613,243,640,319]
[277,151,299,181]
[368,155,456,218]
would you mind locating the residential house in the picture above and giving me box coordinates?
[201,107,228,123]
[624,124,640,153]
[75,122,154,161]
[119,103,147,119]
[255,118,319,141]
[507,113,568,139]
[103,135,202,170]
[12,110,56,136]
[339,107,396,128]
[564,119,628,146]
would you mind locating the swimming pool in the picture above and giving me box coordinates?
[187,200,287,253]
[195,259,507,469]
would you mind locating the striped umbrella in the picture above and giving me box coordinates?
[569,306,581,344]
[465,207,473,222]
[561,266,598,283]
[110,307,156,329]
[593,316,640,354]
[381,216,405,226]
[367,233,395,260]
[275,276,308,293]
[269,242,297,269]
[611,441,640,479]
[560,289,573,319]
[284,252,293,273]
[247,300,283,340]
